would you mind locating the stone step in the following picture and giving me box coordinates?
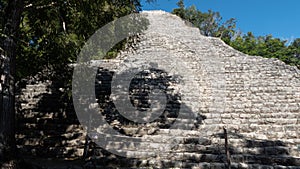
[17,117,79,126]
[108,134,212,145]
[121,127,205,137]
[17,133,85,146]
[91,161,214,169]
[22,156,300,169]
[228,138,300,147]
[18,111,77,118]
[17,124,75,135]
[96,141,216,154]
[230,154,300,166]
[230,163,300,169]
[88,156,224,168]
[155,129,204,136]
[86,157,300,169]
[19,145,84,158]
[230,146,300,156]
[96,152,300,167]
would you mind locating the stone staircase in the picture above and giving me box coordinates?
[16,11,300,168]
[16,79,86,159]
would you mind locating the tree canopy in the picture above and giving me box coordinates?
[15,0,147,79]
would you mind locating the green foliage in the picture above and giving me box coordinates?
[0,0,8,50]
[289,38,300,59]
[172,1,237,41]
[15,0,146,79]
[229,33,300,67]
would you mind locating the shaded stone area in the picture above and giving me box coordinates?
[95,68,187,135]
[15,71,85,159]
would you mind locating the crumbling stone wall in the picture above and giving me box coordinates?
[16,11,300,168]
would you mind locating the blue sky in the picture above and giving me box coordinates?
[141,0,300,42]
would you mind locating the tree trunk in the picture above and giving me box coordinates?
[0,0,23,167]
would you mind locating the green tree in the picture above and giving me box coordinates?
[172,0,236,42]
[229,33,300,67]
[0,0,24,167]
[172,0,185,19]
[17,0,146,79]
[286,38,300,66]
[289,38,300,58]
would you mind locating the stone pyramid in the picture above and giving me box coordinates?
[17,10,300,168]
[91,10,300,167]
